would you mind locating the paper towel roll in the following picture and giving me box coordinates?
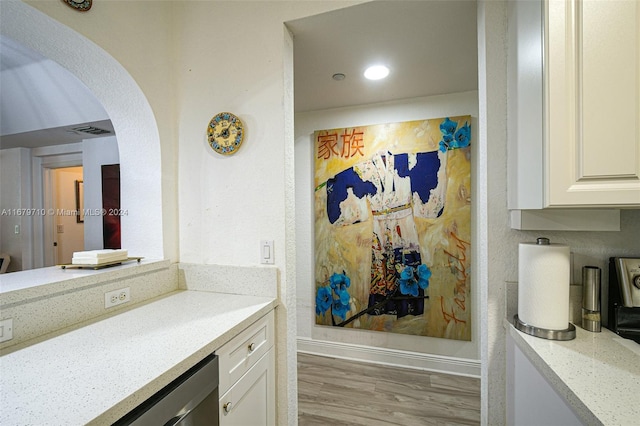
[518,240,570,330]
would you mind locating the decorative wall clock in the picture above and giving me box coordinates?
[62,0,92,11]
[207,112,245,155]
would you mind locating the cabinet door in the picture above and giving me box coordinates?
[506,333,582,425]
[219,349,275,426]
[546,0,640,207]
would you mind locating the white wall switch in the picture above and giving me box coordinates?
[261,240,274,264]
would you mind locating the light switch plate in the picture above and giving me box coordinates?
[261,240,274,264]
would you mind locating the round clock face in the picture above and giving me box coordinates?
[207,112,245,155]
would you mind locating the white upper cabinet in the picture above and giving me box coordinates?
[508,0,640,211]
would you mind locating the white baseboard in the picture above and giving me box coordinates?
[297,337,480,378]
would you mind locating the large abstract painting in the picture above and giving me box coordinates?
[314,116,471,341]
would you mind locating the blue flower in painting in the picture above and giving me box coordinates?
[330,272,351,305]
[315,286,332,315]
[399,266,419,297]
[439,117,457,136]
[453,122,471,149]
[440,131,454,152]
[439,118,471,151]
[332,298,350,321]
[416,264,432,290]
[329,272,350,290]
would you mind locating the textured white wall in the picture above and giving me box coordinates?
[175,1,357,267]
[0,148,31,272]
[295,91,480,362]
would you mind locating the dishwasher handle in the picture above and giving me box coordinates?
[162,408,192,426]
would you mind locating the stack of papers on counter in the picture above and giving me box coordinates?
[71,249,128,265]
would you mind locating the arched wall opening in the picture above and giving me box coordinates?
[1,0,164,261]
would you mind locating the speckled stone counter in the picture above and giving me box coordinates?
[0,291,277,425]
[508,321,640,425]
[0,260,177,350]
[0,259,168,304]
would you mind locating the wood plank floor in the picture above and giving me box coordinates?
[297,353,480,426]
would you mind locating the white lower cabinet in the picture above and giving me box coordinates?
[506,333,582,425]
[217,311,275,426]
[219,349,275,426]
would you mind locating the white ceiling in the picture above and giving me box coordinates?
[0,119,115,149]
[288,0,478,113]
[0,34,45,72]
[0,36,113,149]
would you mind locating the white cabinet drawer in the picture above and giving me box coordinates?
[217,310,274,394]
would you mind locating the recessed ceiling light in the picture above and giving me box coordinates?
[364,65,389,80]
[332,73,346,81]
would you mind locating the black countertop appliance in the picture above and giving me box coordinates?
[603,257,640,344]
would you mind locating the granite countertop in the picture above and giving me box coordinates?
[0,290,277,425]
[508,321,640,425]
[0,259,168,304]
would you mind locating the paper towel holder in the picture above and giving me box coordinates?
[513,315,576,341]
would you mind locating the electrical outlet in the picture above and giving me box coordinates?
[0,318,13,343]
[104,287,130,309]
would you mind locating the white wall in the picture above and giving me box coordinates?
[295,91,480,372]
[82,136,119,250]
[175,1,356,267]
[0,147,31,272]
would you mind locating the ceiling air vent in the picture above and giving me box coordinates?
[70,125,112,135]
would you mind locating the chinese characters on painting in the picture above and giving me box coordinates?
[314,117,472,341]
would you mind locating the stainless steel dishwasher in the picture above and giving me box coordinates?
[114,353,219,426]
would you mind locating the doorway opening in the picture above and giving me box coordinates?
[48,166,84,265]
